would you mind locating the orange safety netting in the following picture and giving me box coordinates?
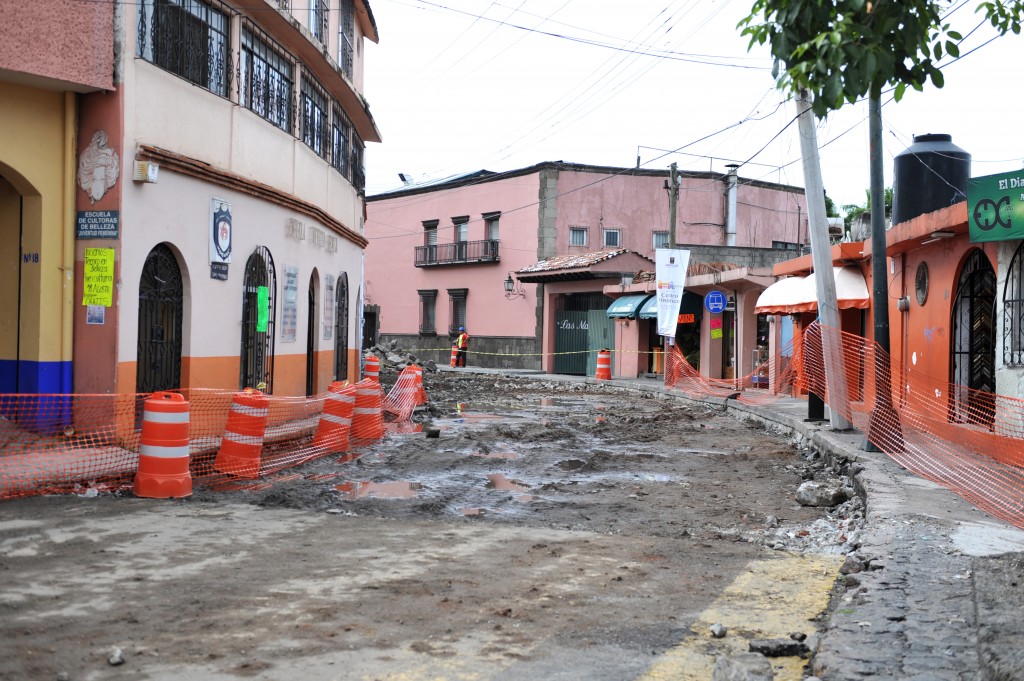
[665,321,1024,530]
[0,377,410,500]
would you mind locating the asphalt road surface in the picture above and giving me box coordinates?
[0,373,859,680]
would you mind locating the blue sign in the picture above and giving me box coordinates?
[704,291,727,314]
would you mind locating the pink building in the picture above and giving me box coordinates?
[365,162,810,378]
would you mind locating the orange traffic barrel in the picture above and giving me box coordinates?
[351,378,384,440]
[412,364,427,405]
[449,346,458,367]
[134,391,192,498]
[313,381,356,452]
[596,349,612,381]
[213,389,270,478]
[364,355,380,383]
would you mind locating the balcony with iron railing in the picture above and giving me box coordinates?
[415,239,500,267]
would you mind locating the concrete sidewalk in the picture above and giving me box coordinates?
[444,366,1024,680]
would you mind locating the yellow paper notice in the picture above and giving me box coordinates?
[83,247,115,307]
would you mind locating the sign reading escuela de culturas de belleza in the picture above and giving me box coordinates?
[967,169,1024,243]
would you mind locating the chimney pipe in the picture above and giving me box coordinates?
[725,164,739,247]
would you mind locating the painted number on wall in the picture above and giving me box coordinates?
[23,253,40,263]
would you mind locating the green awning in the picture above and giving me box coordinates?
[639,291,702,319]
[606,294,653,319]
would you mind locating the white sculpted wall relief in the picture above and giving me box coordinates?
[78,130,120,204]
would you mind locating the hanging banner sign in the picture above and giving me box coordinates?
[967,170,1024,243]
[655,248,690,337]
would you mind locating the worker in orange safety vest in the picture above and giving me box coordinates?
[453,327,469,367]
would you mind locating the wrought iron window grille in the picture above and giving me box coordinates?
[310,0,329,44]
[240,24,294,132]
[331,107,350,175]
[240,246,277,393]
[137,0,232,98]
[300,74,330,159]
[418,289,438,335]
[334,272,350,380]
[1005,242,1024,366]
[339,0,355,78]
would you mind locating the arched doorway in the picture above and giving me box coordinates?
[334,272,349,381]
[306,271,318,396]
[240,247,276,392]
[136,244,183,393]
[950,249,996,427]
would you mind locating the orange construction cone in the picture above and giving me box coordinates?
[214,389,270,478]
[449,347,458,368]
[313,381,356,452]
[351,378,384,440]
[134,391,192,498]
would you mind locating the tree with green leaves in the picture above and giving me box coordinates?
[842,187,893,233]
[739,0,1024,116]
[739,0,1023,446]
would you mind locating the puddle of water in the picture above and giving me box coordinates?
[335,481,422,499]
[470,451,521,460]
[458,412,503,422]
[386,422,424,435]
[637,474,673,482]
[485,474,534,502]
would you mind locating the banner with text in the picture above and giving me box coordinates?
[967,169,1024,243]
[655,248,690,337]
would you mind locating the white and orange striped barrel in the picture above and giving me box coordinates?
[134,391,192,498]
[313,381,356,452]
[213,389,270,478]
[351,378,384,440]
[596,349,612,381]
[364,355,380,383]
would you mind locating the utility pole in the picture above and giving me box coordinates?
[865,95,903,452]
[796,90,852,431]
[667,162,679,246]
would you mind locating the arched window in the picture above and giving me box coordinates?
[240,247,277,392]
[1004,242,1024,366]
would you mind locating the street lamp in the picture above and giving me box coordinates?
[504,273,525,300]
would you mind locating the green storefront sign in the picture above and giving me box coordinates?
[967,169,1024,243]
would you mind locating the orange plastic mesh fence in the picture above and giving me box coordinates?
[0,379,409,500]
[665,322,1024,529]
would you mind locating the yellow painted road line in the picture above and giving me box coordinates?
[639,553,843,681]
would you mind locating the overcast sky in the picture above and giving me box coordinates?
[363,0,1023,211]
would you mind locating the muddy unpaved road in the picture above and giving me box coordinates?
[0,372,857,681]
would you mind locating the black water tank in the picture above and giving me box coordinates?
[891,134,971,225]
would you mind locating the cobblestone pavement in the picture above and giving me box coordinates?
[475,368,1024,680]
[638,378,1024,681]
